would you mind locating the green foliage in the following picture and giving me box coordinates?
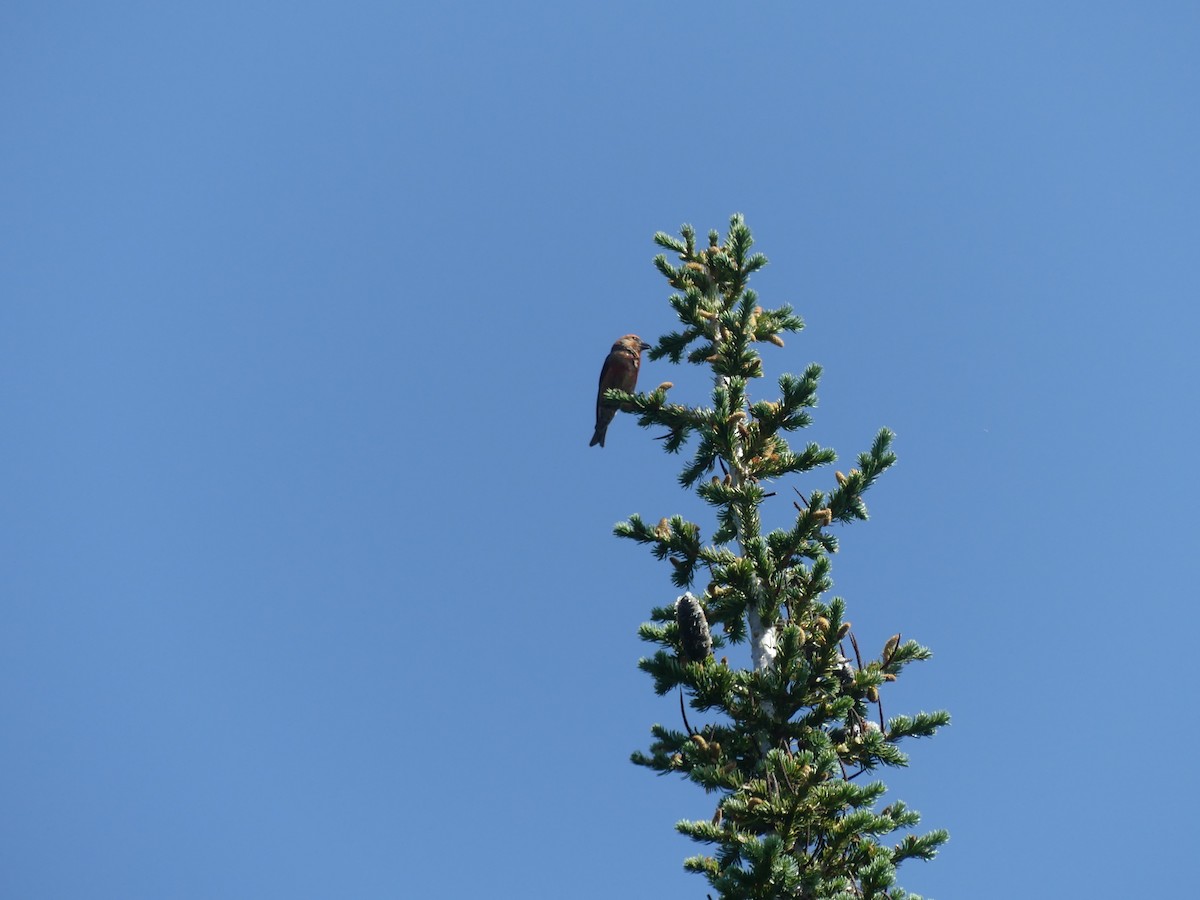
[615,215,948,898]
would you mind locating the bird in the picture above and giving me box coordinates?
[589,334,651,447]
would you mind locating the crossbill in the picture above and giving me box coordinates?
[589,334,651,447]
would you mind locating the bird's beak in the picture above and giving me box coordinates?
[640,341,652,351]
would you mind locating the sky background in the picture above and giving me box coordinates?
[2,3,1198,898]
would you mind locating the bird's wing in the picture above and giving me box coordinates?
[596,351,617,420]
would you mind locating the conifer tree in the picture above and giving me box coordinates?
[608,215,948,899]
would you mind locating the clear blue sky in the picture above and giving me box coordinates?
[3,3,1197,897]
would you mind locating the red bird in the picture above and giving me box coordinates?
[590,334,652,447]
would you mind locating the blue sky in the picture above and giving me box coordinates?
[2,3,1198,897]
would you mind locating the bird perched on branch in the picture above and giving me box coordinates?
[589,334,651,448]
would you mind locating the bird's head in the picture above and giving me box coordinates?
[616,334,652,354]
